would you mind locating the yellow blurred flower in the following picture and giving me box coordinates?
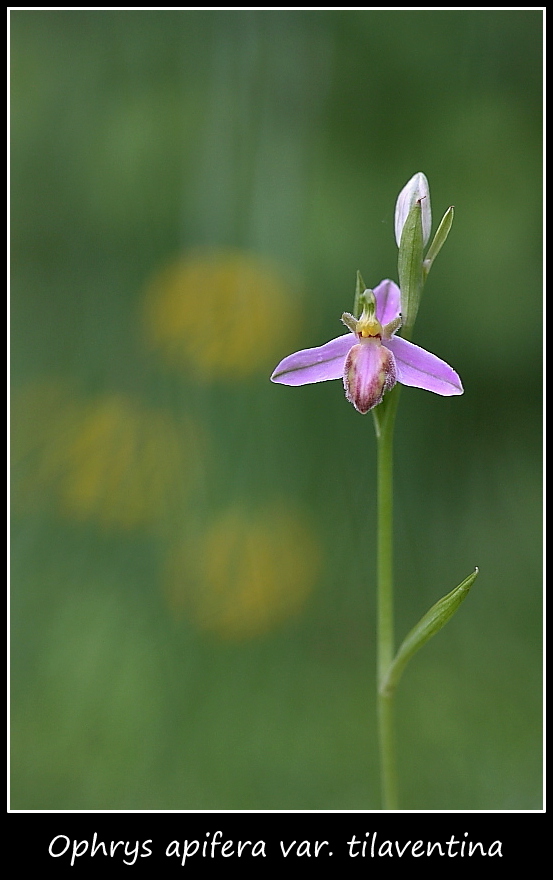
[60,393,205,530]
[143,249,298,379]
[12,380,207,532]
[164,503,321,640]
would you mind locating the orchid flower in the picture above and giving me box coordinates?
[270,279,463,414]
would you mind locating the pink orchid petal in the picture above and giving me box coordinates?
[271,333,355,386]
[343,339,397,414]
[385,335,463,396]
[374,279,401,326]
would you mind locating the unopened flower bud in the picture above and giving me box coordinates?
[394,172,431,248]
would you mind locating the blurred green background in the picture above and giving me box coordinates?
[10,10,542,810]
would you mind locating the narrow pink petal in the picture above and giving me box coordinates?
[271,333,354,386]
[343,339,397,414]
[385,336,463,396]
[373,279,401,326]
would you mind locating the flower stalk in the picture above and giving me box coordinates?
[375,384,400,809]
[270,172,477,810]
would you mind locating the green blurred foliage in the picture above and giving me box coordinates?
[10,10,542,809]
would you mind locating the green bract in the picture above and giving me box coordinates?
[397,199,425,339]
[424,206,455,277]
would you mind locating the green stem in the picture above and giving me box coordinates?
[376,385,400,809]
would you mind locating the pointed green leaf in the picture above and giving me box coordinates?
[423,206,454,277]
[380,568,479,696]
[397,201,424,339]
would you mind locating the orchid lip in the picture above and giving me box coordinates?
[344,338,397,414]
